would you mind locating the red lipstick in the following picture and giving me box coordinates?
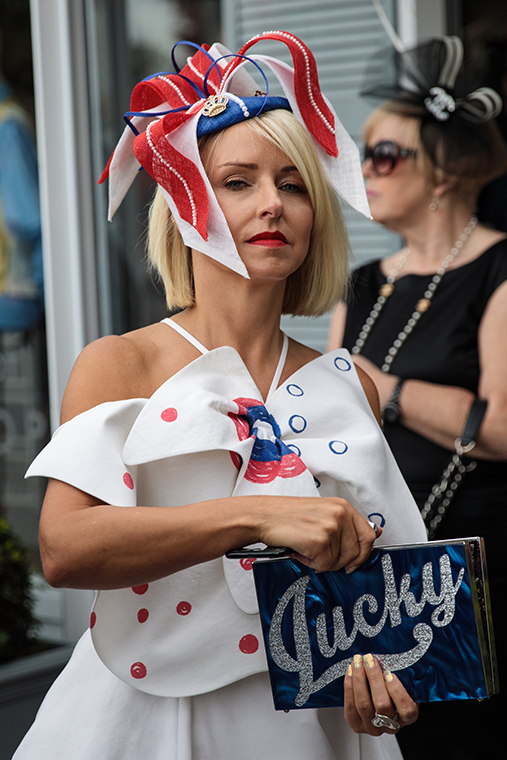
[247,231,288,247]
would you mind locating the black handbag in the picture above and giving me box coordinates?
[420,398,488,539]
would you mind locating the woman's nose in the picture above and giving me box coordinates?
[257,183,284,218]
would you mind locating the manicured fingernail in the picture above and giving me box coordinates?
[364,653,374,669]
[353,654,363,669]
[347,664,352,677]
[384,670,394,683]
[346,565,359,575]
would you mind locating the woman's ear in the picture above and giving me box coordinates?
[431,176,459,200]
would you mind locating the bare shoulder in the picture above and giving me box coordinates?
[60,323,180,423]
[284,337,320,376]
[355,364,381,425]
[278,336,321,386]
[475,224,506,252]
[60,331,148,423]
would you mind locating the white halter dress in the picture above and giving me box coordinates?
[14,320,426,759]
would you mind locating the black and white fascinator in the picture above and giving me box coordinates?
[362,0,504,174]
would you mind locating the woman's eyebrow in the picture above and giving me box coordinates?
[218,162,299,172]
[219,162,258,169]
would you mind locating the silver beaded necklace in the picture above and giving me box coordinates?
[351,216,477,372]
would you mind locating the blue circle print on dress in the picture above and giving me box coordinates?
[286,383,304,396]
[287,444,301,457]
[289,415,307,433]
[328,440,348,455]
[368,512,386,528]
[334,356,351,372]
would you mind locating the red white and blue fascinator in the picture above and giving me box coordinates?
[99,31,370,277]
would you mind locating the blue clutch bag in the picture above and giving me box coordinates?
[251,538,498,710]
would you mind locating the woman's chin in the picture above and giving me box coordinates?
[239,251,307,284]
[369,210,400,232]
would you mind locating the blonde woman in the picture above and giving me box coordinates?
[15,34,425,759]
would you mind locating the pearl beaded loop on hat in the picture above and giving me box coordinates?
[351,216,477,372]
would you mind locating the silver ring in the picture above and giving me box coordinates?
[371,711,400,731]
[368,520,379,536]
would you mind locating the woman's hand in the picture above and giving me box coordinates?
[344,654,418,735]
[257,496,381,574]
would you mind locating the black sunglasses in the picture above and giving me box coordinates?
[363,140,418,176]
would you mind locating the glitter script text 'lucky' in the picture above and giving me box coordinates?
[268,554,464,706]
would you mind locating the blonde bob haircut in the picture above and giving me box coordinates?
[147,109,350,317]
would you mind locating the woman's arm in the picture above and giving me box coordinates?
[351,279,507,460]
[356,364,382,425]
[39,335,379,591]
[39,482,378,590]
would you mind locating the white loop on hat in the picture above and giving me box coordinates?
[438,36,463,90]
[461,87,503,122]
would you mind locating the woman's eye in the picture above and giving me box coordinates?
[280,181,306,194]
[224,179,248,190]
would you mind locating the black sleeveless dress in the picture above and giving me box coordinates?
[343,239,507,760]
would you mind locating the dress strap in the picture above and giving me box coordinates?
[162,319,288,397]
[267,333,289,400]
[161,318,209,355]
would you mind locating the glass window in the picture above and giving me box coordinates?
[0,0,49,569]
[86,0,221,336]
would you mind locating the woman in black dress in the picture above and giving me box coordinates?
[328,36,507,760]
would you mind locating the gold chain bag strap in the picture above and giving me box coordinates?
[420,398,487,539]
